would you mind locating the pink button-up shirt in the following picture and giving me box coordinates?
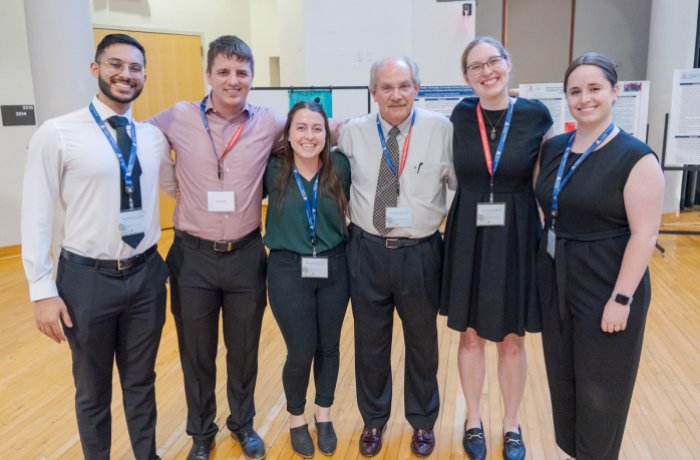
[149,95,285,241]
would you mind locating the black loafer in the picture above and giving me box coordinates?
[232,428,266,460]
[290,424,315,458]
[462,420,486,460]
[315,417,337,456]
[503,426,526,460]
[186,438,214,460]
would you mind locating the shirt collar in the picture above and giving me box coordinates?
[378,108,415,136]
[91,95,133,123]
[205,91,252,120]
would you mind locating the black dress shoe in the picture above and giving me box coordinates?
[232,428,266,460]
[462,420,486,460]
[359,425,386,457]
[290,424,315,458]
[186,438,214,460]
[503,426,526,460]
[315,417,337,456]
[410,428,435,457]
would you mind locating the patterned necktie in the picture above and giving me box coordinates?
[107,116,144,248]
[372,126,400,235]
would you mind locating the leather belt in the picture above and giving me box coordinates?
[175,228,260,253]
[353,225,434,249]
[61,245,157,271]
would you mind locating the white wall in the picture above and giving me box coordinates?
[0,0,36,247]
[295,0,473,87]
[92,0,250,57]
[250,0,279,86]
[646,0,698,212]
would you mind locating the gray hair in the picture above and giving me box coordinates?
[369,56,421,89]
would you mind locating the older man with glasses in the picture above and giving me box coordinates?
[338,56,456,457]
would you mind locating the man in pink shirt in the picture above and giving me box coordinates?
[149,35,284,460]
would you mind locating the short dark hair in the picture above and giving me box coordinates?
[564,52,618,92]
[207,35,254,74]
[95,33,146,66]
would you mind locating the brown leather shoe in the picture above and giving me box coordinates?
[359,425,386,457]
[411,428,435,457]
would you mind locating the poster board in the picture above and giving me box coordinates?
[519,81,650,140]
[664,69,700,167]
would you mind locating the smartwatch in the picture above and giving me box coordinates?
[614,293,633,306]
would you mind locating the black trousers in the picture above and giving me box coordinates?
[267,244,349,415]
[166,231,267,441]
[346,226,442,430]
[539,242,651,459]
[58,249,168,460]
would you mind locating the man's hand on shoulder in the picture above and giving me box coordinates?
[35,296,73,344]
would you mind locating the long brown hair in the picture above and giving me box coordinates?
[274,101,348,215]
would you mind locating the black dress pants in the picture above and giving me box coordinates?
[538,239,651,459]
[58,249,168,460]
[267,243,349,415]
[166,231,267,442]
[346,226,442,430]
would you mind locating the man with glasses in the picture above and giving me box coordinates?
[22,34,171,460]
[338,56,456,457]
[148,35,285,460]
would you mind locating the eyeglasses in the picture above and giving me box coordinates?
[97,58,145,75]
[376,82,415,96]
[466,55,505,74]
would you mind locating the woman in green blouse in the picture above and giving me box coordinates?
[263,101,350,458]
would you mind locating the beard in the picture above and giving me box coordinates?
[98,74,143,105]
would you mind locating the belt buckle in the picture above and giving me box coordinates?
[385,238,401,249]
[213,240,233,252]
[117,258,135,270]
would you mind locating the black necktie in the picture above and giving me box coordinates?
[107,116,144,248]
[372,126,400,235]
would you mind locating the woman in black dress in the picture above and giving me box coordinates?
[440,36,553,460]
[535,53,664,459]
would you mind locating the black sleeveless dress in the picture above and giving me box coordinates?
[440,97,552,341]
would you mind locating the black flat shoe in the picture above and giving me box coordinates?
[462,420,486,460]
[503,426,526,460]
[290,424,315,458]
[315,416,337,456]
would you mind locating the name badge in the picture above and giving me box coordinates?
[476,202,506,226]
[386,207,413,228]
[119,209,147,236]
[547,229,556,258]
[301,257,329,278]
[208,191,235,212]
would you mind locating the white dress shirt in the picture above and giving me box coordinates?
[338,108,456,238]
[21,96,172,301]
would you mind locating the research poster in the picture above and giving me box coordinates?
[519,81,650,140]
[665,69,700,166]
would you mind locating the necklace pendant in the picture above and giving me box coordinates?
[490,128,496,141]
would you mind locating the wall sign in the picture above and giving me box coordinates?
[1,105,36,126]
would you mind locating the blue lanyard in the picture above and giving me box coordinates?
[292,166,320,254]
[89,103,138,209]
[551,123,616,227]
[376,110,416,177]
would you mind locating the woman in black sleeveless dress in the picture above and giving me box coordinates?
[440,36,553,460]
[535,53,664,459]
